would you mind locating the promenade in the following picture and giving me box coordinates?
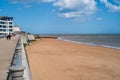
[0,36,18,80]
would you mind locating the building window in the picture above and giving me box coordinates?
[9,22,12,24]
[0,29,2,31]
[0,25,2,28]
[9,29,13,32]
[3,26,7,28]
[3,29,6,32]
[9,26,13,28]
[0,22,5,24]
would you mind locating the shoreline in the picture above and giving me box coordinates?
[58,37,120,50]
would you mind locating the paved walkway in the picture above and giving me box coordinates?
[0,36,19,80]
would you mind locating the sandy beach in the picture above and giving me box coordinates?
[26,38,120,80]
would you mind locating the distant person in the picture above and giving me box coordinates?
[7,34,11,40]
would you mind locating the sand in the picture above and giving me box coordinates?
[26,38,120,80]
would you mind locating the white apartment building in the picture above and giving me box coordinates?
[0,16,14,35]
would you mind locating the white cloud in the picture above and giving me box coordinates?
[100,0,120,12]
[53,0,97,19]
[10,0,97,21]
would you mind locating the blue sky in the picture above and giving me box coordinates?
[0,0,120,34]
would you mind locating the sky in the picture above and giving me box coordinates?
[0,0,120,34]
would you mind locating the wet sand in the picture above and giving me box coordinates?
[26,38,120,80]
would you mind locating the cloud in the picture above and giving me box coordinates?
[100,0,120,12]
[10,0,97,21]
[53,0,97,19]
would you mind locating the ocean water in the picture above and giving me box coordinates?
[59,34,120,49]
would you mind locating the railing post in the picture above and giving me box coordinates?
[8,66,25,80]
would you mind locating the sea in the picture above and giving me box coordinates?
[58,34,120,50]
[38,34,120,50]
